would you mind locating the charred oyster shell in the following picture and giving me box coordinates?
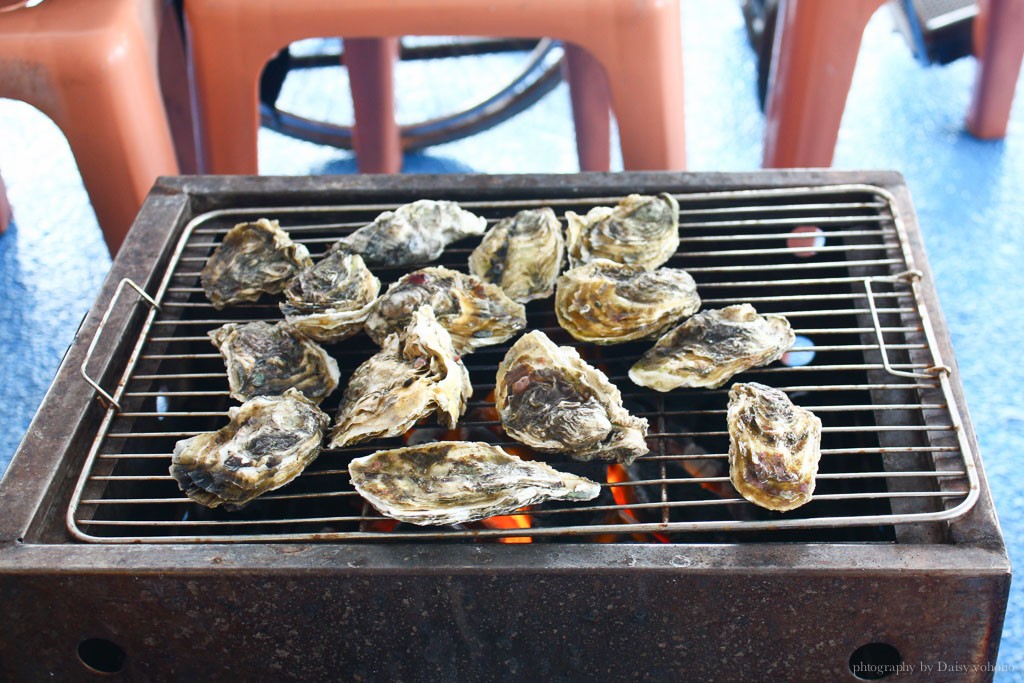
[565,193,679,270]
[280,251,380,343]
[329,306,472,448]
[209,321,340,403]
[728,382,822,511]
[332,199,486,266]
[201,218,312,309]
[495,331,649,464]
[629,304,795,391]
[348,441,601,526]
[170,388,329,509]
[555,259,701,344]
[468,207,564,303]
[365,266,527,354]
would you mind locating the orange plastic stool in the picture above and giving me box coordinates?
[0,0,180,254]
[763,0,1024,168]
[184,0,686,175]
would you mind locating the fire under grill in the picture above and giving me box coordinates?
[68,182,978,544]
[0,173,1009,680]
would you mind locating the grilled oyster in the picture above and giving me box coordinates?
[365,266,527,354]
[468,207,564,303]
[555,259,701,344]
[495,331,649,464]
[170,388,330,509]
[329,306,472,448]
[280,251,380,343]
[728,382,822,511]
[201,218,312,309]
[565,193,679,270]
[629,304,795,391]
[332,199,486,266]
[209,321,340,403]
[348,441,600,526]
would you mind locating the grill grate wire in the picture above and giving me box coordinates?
[67,185,978,543]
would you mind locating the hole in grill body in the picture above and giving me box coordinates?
[66,184,976,544]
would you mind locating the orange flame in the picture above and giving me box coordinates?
[480,509,533,543]
[601,464,670,544]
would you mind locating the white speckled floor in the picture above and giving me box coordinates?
[0,2,1021,677]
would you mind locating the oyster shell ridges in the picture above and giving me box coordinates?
[209,320,340,403]
[555,259,701,344]
[565,193,680,271]
[280,251,381,343]
[468,207,565,303]
[348,441,601,526]
[200,218,312,309]
[364,266,527,354]
[333,199,486,266]
[629,304,795,391]
[170,388,330,509]
[495,330,649,464]
[727,382,822,511]
[329,306,472,448]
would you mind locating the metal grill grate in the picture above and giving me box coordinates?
[67,184,978,543]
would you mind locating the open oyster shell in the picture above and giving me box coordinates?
[495,330,649,464]
[555,259,701,344]
[348,441,600,526]
[365,266,527,354]
[728,382,822,511]
[468,207,564,303]
[332,199,486,266]
[170,388,330,509]
[201,218,312,309]
[280,251,380,343]
[565,193,679,270]
[329,306,472,448]
[209,321,340,403]
[629,304,795,391]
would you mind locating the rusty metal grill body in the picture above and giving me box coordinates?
[0,173,1009,681]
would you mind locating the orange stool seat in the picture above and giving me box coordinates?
[0,0,180,254]
[184,0,686,175]
[763,0,1024,168]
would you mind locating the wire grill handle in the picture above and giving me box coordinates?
[79,278,160,411]
[864,270,950,380]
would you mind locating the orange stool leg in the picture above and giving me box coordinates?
[967,0,1024,139]
[158,0,198,174]
[346,37,402,174]
[580,0,686,171]
[762,0,885,168]
[0,0,178,254]
[0,169,11,234]
[563,43,611,172]
[185,3,267,174]
[52,1,178,253]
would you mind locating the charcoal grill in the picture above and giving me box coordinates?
[0,172,1009,681]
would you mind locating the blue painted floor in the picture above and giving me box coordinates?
[1,3,1022,677]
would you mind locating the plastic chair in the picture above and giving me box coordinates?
[762,0,1024,168]
[183,0,686,174]
[0,0,182,254]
